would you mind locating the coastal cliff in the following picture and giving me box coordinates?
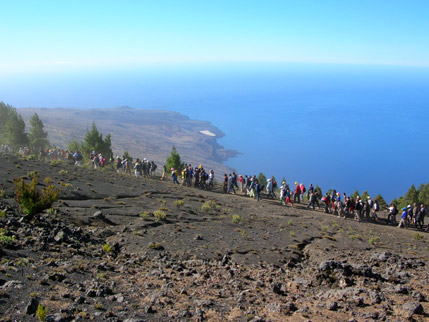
[18,106,238,175]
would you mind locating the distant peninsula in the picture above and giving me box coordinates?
[18,106,238,175]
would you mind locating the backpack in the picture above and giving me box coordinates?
[273,181,277,188]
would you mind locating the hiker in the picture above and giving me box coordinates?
[227,174,236,194]
[208,169,215,189]
[239,174,244,192]
[416,204,426,229]
[134,158,142,177]
[336,196,345,219]
[371,198,380,221]
[307,184,314,201]
[406,205,413,226]
[323,194,331,213]
[73,151,83,166]
[171,168,180,184]
[398,207,408,228]
[280,183,286,205]
[294,182,301,203]
[150,161,157,176]
[161,164,167,180]
[255,180,261,201]
[366,197,373,219]
[300,183,306,201]
[232,172,239,190]
[194,167,200,188]
[355,196,363,221]
[249,177,256,198]
[285,185,294,206]
[181,165,189,186]
[223,174,228,193]
[387,204,398,224]
[306,190,319,210]
[266,178,276,199]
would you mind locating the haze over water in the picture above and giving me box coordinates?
[2,62,428,201]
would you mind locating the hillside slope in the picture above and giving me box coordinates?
[0,154,428,321]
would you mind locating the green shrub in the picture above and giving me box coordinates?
[232,214,242,224]
[413,233,424,241]
[0,228,16,246]
[201,200,217,212]
[139,211,150,220]
[369,236,381,245]
[153,210,167,222]
[36,304,47,322]
[50,159,65,167]
[148,242,163,250]
[14,172,61,217]
[174,200,184,208]
[102,242,111,253]
[0,190,5,198]
[27,154,38,161]
[58,169,69,175]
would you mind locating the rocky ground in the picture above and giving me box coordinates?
[0,154,428,321]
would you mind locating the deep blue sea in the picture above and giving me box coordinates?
[2,63,429,201]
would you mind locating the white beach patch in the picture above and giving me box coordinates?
[200,130,216,137]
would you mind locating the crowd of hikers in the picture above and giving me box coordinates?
[2,144,427,232]
[163,164,427,232]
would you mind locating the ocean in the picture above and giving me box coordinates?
[2,63,429,201]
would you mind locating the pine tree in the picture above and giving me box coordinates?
[374,194,387,209]
[352,190,360,199]
[257,173,267,185]
[418,183,429,205]
[81,123,113,159]
[404,184,418,206]
[315,185,323,197]
[4,109,28,148]
[165,146,183,171]
[28,113,49,152]
[122,151,133,164]
[361,190,369,201]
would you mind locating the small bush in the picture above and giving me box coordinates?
[174,200,184,208]
[413,233,424,241]
[139,211,150,220]
[50,159,65,167]
[232,214,242,224]
[348,234,362,240]
[27,154,38,161]
[102,242,111,253]
[369,236,381,245]
[201,200,217,212]
[58,170,69,175]
[290,231,296,237]
[36,304,47,322]
[0,228,16,246]
[0,190,5,198]
[153,210,167,222]
[14,172,61,217]
[148,242,163,250]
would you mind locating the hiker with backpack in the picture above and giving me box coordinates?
[266,178,276,199]
[387,203,398,224]
[171,168,180,184]
[134,158,142,178]
[227,174,236,194]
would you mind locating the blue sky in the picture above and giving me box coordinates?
[1,0,429,73]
